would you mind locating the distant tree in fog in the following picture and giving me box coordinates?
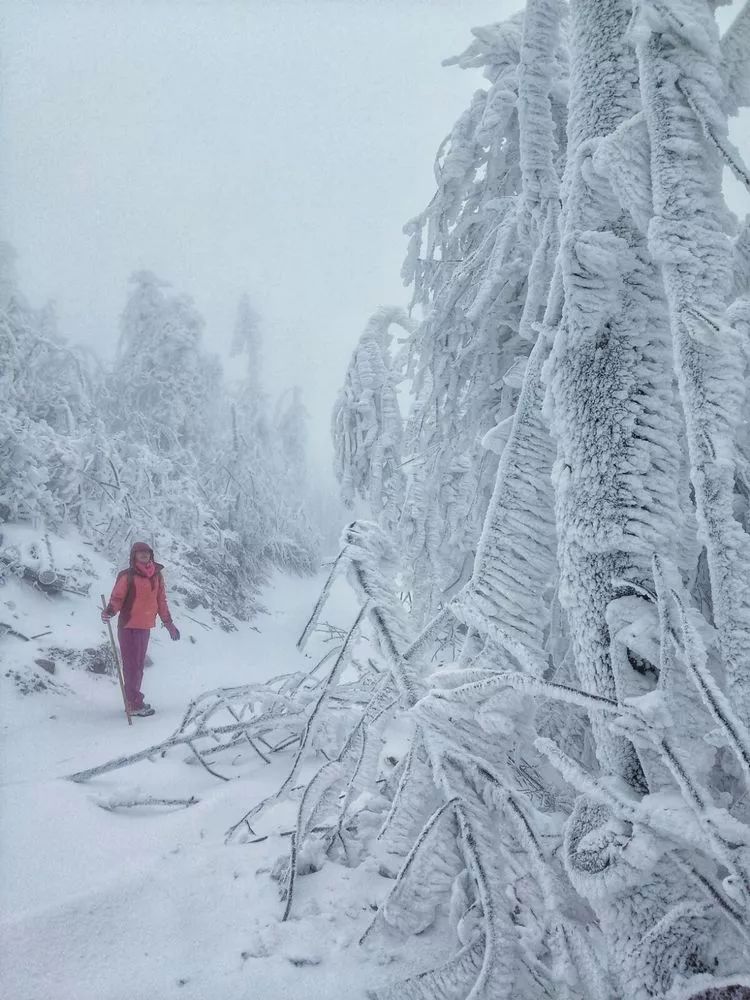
[332,306,412,531]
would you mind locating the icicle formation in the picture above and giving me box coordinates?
[332,308,415,531]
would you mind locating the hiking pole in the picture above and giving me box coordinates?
[101,595,132,726]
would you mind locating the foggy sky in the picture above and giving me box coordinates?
[1,0,748,468]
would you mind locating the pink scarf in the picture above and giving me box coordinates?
[136,561,156,579]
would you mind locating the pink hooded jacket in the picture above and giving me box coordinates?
[105,542,173,630]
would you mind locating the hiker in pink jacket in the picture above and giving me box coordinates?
[101,541,180,716]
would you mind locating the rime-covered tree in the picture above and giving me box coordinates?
[231,293,263,402]
[276,385,308,487]
[261,385,320,573]
[332,307,413,531]
[0,245,105,528]
[333,15,569,621]
[115,272,220,456]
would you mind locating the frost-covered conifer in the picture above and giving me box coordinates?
[231,292,263,401]
[453,0,563,671]
[115,273,219,456]
[366,12,567,622]
[0,249,102,527]
[276,386,309,487]
[332,307,413,530]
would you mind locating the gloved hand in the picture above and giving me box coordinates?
[101,609,113,623]
[167,623,180,641]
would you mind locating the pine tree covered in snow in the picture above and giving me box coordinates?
[0,245,107,530]
[276,386,309,488]
[231,292,263,404]
[332,13,569,622]
[264,385,321,574]
[332,307,414,531]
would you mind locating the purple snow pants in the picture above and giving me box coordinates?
[118,626,150,710]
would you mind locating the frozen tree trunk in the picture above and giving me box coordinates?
[544,0,711,995]
[636,0,750,728]
[546,0,681,787]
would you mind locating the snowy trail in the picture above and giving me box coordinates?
[0,549,400,1000]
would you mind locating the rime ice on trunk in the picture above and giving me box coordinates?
[546,0,682,783]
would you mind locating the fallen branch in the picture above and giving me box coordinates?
[95,794,199,812]
[0,622,29,641]
[67,717,287,783]
[184,614,212,631]
[188,739,229,781]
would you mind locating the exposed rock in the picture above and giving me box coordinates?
[5,668,49,694]
[35,658,56,675]
[87,656,110,675]
[46,644,114,675]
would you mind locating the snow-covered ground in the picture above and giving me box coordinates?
[0,526,410,1000]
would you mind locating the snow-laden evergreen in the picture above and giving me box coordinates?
[0,246,109,530]
[332,307,414,531]
[346,14,570,622]
[721,0,750,114]
[546,0,683,792]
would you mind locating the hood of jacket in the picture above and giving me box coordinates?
[129,542,163,572]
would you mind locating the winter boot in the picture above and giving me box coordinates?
[130,704,155,717]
